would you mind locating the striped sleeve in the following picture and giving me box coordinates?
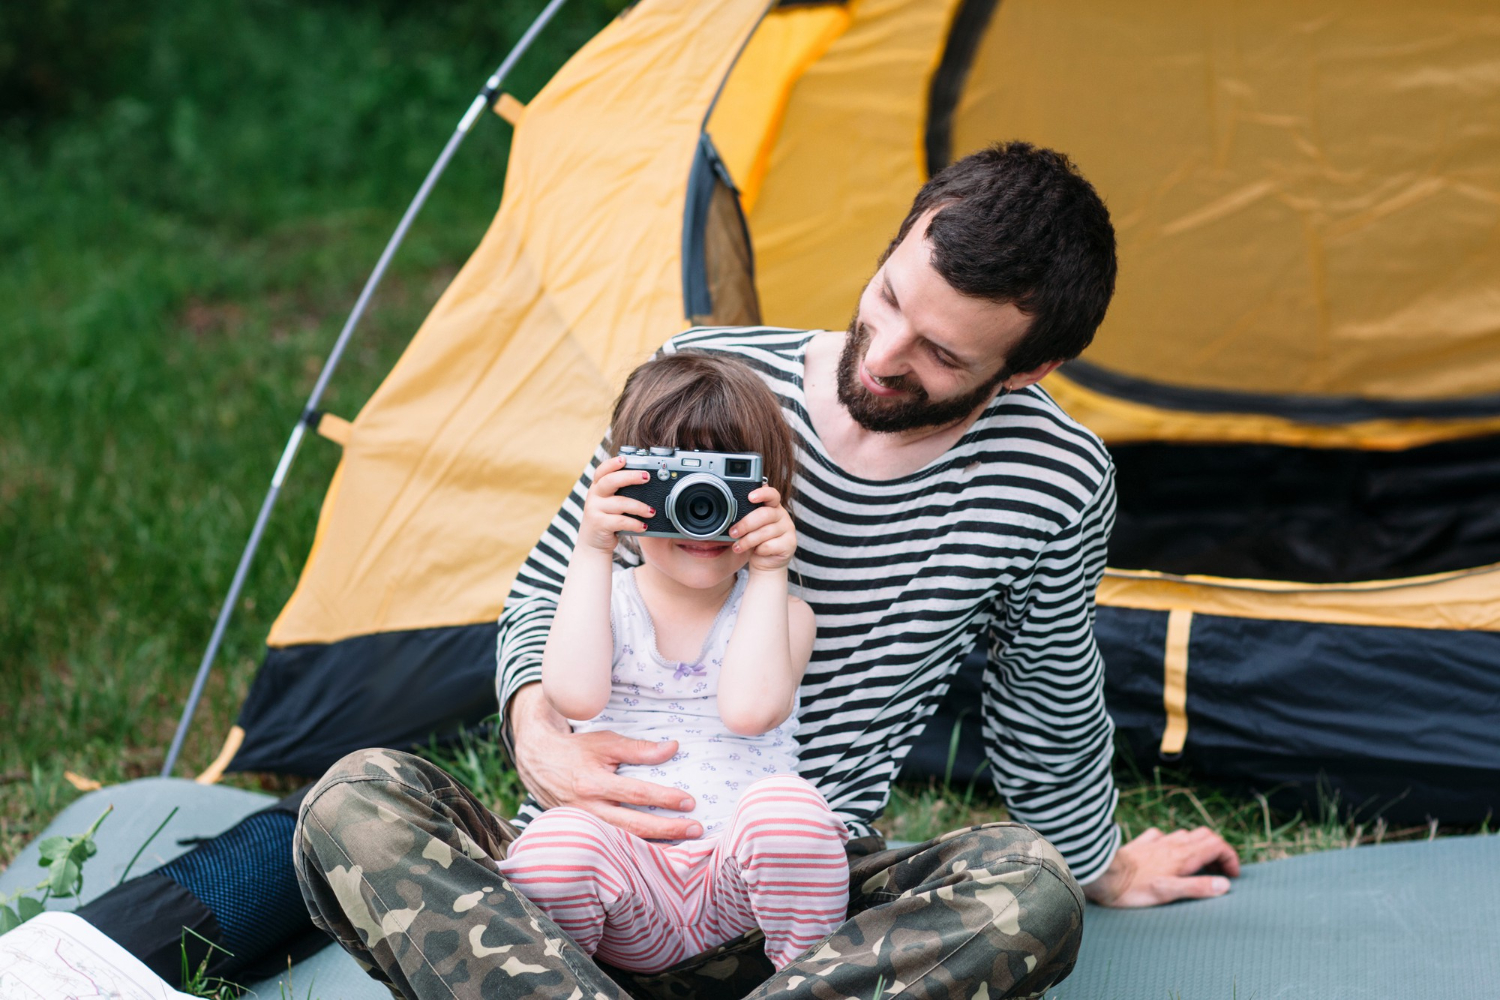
[982,465,1121,884]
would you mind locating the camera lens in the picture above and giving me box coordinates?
[666,474,734,539]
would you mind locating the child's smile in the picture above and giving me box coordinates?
[675,540,732,559]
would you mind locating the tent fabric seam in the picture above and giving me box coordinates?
[1062,359,1500,424]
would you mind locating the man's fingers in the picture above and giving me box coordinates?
[581,731,678,765]
[1135,826,1165,844]
[590,803,704,843]
[1153,874,1231,903]
[571,768,695,814]
[1185,832,1241,877]
[597,773,697,812]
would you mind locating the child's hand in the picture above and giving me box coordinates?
[578,455,655,553]
[727,486,796,572]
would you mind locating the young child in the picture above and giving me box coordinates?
[497,351,849,973]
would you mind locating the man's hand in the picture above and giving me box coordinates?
[1083,826,1241,907]
[509,683,704,840]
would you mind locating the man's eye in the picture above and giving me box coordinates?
[930,347,959,369]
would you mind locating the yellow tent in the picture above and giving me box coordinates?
[199,0,1500,822]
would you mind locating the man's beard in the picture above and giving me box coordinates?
[834,316,1009,434]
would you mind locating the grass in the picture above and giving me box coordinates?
[0,0,1464,878]
[0,0,622,863]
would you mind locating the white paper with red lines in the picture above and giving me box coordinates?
[0,911,192,1000]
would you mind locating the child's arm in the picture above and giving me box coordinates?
[542,455,656,721]
[718,486,816,736]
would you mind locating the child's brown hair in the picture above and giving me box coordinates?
[609,350,797,507]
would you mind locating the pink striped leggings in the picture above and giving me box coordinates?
[498,775,850,973]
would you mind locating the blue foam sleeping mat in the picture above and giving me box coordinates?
[1052,833,1500,999]
[3,779,1496,999]
[0,778,386,1000]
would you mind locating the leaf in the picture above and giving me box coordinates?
[66,835,98,866]
[36,836,71,864]
[48,858,81,898]
[0,905,18,934]
[15,897,44,923]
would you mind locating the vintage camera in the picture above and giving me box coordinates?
[615,446,765,542]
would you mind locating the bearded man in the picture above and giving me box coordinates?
[295,142,1240,1000]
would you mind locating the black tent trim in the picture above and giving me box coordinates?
[1097,605,1500,824]
[683,133,759,324]
[231,624,500,776]
[924,0,1002,176]
[1061,358,1500,423]
[1109,436,1500,584]
[905,605,1500,825]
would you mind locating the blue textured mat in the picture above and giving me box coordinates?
[0,779,391,1000]
[0,778,275,904]
[1055,835,1500,999]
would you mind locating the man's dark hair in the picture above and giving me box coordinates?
[886,141,1117,377]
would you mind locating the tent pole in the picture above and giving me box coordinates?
[160,0,574,779]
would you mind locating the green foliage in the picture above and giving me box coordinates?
[118,805,179,886]
[0,806,110,932]
[422,719,526,818]
[277,956,322,1000]
[0,0,629,126]
[179,927,238,1000]
[0,0,153,122]
[0,0,619,860]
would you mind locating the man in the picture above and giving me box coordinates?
[296,143,1240,999]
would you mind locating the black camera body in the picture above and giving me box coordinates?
[615,446,765,542]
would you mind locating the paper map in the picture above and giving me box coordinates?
[0,911,192,1000]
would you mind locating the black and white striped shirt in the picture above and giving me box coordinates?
[497,327,1120,883]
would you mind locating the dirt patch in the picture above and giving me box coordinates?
[179,298,247,340]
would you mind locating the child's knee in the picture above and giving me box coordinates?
[522,806,611,834]
[730,775,847,848]
[741,774,836,815]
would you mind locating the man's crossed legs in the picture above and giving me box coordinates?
[293,750,1084,1000]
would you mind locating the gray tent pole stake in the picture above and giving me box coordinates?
[161,0,573,778]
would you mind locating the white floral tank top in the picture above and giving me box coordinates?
[569,566,800,838]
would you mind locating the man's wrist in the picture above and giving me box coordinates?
[1082,851,1132,906]
[508,682,565,735]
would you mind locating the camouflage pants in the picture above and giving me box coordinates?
[294,749,1084,1000]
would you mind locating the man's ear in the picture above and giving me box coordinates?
[1002,358,1065,392]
